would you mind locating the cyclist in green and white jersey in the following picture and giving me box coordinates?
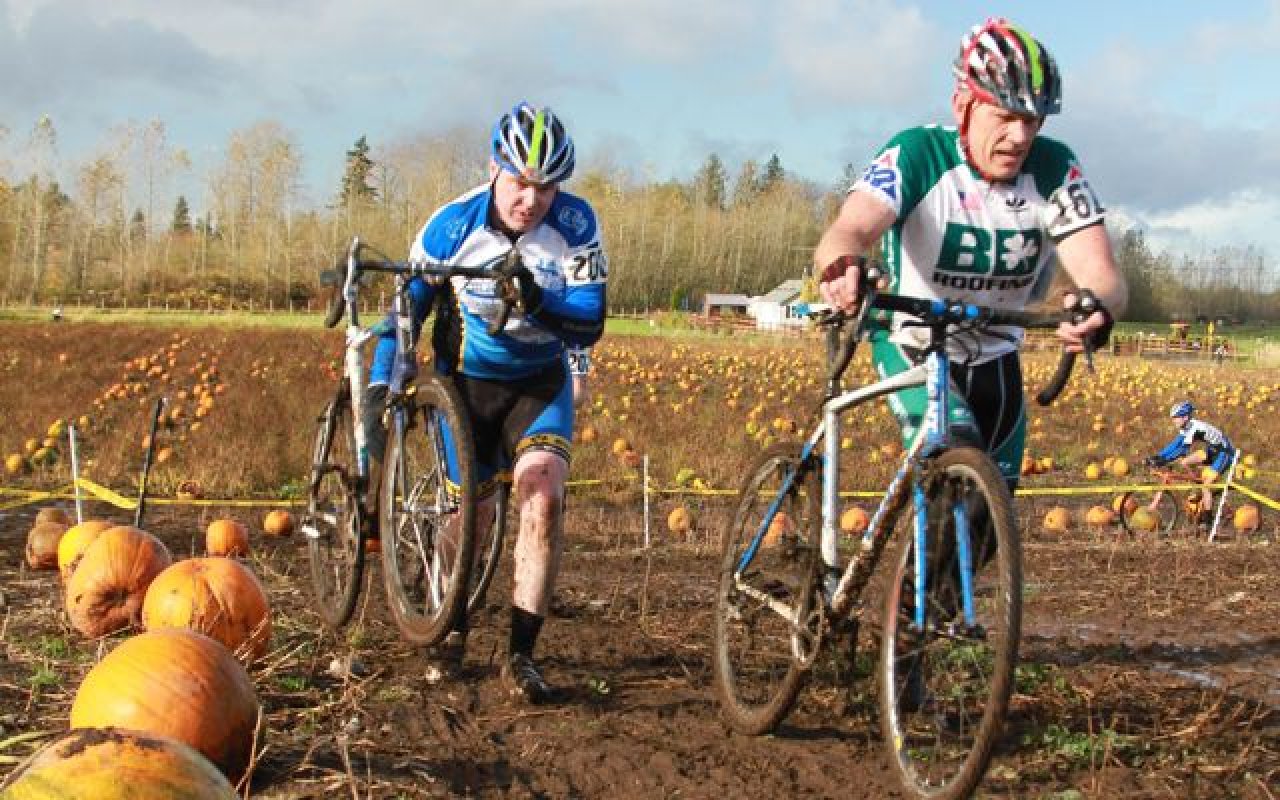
[815,16,1128,487]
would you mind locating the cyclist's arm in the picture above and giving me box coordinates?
[1153,435,1188,465]
[527,279,605,347]
[812,191,895,310]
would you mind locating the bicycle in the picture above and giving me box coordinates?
[1117,458,1238,538]
[303,236,515,644]
[712,263,1089,800]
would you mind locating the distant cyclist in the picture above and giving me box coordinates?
[364,102,607,703]
[1144,401,1236,524]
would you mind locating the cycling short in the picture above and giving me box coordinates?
[440,361,574,495]
[870,332,1026,488]
[1205,448,1234,480]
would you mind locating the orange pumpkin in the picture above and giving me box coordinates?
[70,629,259,781]
[25,522,66,570]
[1042,506,1071,533]
[262,509,295,537]
[761,511,794,548]
[57,518,115,583]
[142,558,271,664]
[839,506,871,536]
[65,526,173,638]
[1084,505,1116,528]
[0,726,237,799]
[1233,504,1261,534]
[205,519,250,558]
[35,506,72,527]
[667,505,693,535]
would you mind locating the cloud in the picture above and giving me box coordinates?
[772,0,947,110]
[0,0,233,109]
[1122,189,1280,258]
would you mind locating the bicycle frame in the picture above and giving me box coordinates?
[335,243,420,496]
[732,346,980,637]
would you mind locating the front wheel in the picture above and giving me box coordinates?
[1118,490,1178,536]
[305,392,365,630]
[380,377,477,646]
[879,446,1021,800]
[712,443,821,735]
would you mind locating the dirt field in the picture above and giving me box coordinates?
[2,500,1277,799]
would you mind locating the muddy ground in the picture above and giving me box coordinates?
[1,500,1278,799]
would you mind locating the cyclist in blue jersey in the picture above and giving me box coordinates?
[1144,401,1236,524]
[363,102,607,703]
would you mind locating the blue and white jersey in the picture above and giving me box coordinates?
[370,183,607,383]
[1154,419,1235,463]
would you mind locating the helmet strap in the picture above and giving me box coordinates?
[956,92,996,184]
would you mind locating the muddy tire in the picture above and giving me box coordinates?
[712,444,821,735]
[879,446,1021,800]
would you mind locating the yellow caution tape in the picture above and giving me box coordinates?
[1230,483,1280,512]
[0,477,1273,512]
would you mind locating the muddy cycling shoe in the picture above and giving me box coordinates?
[502,653,554,704]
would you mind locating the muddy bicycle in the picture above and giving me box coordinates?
[304,236,512,643]
[712,262,1095,800]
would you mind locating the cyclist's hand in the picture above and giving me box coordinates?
[1055,289,1113,354]
[1142,455,1159,468]
[818,254,861,311]
[499,265,544,314]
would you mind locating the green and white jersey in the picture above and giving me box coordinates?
[852,125,1105,362]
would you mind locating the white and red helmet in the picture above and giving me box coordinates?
[954,18,1062,118]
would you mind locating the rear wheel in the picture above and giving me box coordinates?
[879,446,1020,800]
[712,443,821,735]
[466,482,508,616]
[380,377,477,646]
[305,392,365,630]
[1119,490,1178,536]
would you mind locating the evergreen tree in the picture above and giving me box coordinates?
[339,135,377,206]
[171,195,192,233]
[129,209,147,242]
[759,153,784,192]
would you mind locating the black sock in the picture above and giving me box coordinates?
[509,607,544,658]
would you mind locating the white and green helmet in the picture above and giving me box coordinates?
[954,17,1062,118]
[491,102,576,185]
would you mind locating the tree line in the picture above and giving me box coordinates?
[0,115,1275,321]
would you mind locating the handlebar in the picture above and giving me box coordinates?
[321,236,523,335]
[810,260,1087,407]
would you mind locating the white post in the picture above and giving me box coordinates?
[68,424,83,524]
[1208,449,1241,543]
[642,453,651,549]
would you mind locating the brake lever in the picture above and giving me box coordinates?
[1066,288,1104,373]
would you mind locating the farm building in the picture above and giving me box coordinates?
[749,279,809,330]
[702,293,752,317]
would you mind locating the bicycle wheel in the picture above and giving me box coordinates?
[465,481,508,616]
[1118,490,1178,536]
[380,377,477,646]
[304,391,365,630]
[712,443,821,735]
[879,446,1020,800]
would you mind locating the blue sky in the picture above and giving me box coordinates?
[2,0,1279,261]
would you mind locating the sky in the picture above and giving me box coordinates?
[2,0,1279,262]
